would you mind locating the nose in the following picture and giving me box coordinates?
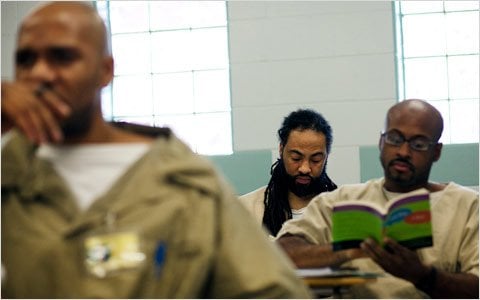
[29,58,56,83]
[298,159,312,174]
[396,140,412,158]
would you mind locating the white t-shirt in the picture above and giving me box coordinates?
[37,143,150,211]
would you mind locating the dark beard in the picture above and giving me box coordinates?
[61,103,95,139]
[278,160,328,198]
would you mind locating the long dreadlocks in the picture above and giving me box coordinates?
[262,109,337,236]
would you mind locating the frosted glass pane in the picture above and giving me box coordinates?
[154,114,196,150]
[194,69,230,113]
[101,85,113,119]
[444,1,479,12]
[150,1,226,30]
[402,14,446,57]
[151,30,192,73]
[195,112,232,155]
[449,99,479,143]
[109,1,149,34]
[448,55,479,99]
[191,28,229,70]
[112,33,151,75]
[404,57,448,100]
[112,75,153,116]
[153,73,194,114]
[400,1,444,14]
[427,100,451,143]
[446,12,479,54]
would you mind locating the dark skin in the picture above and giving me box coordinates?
[277,99,479,298]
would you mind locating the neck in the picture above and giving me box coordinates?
[384,181,446,193]
[288,191,314,210]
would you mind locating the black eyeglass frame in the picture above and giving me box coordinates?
[380,130,438,152]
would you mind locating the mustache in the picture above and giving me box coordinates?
[295,174,313,181]
[389,158,414,170]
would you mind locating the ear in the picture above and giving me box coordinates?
[432,143,442,162]
[378,136,384,151]
[279,143,284,158]
[100,56,114,87]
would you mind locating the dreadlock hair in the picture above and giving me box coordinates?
[262,109,337,236]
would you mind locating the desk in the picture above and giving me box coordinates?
[303,276,377,298]
[298,268,379,298]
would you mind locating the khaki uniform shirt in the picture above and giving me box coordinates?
[2,129,311,298]
[277,178,479,298]
[239,186,267,226]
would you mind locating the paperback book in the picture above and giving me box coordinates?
[332,188,433,251]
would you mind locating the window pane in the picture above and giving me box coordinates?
[444,1,479,12]
[101,86,113,119]
[151,30,192,73]
[446,11,479,54]
[191,27,229,70]
[400,1,444,14]
[153,72,194,114]
[449,99,479,143]
[112,75,153,116]
[448,55,479,99]
[404,57,448,100]
[402,14,446,57]
[154,114,197,150]
[112,33,151,75]
[150,1,226,30]
[195,112,232,155]
[194,69,230,113]
[109,1,150,34]
[428,100,451,143]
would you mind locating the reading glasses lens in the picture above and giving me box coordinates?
[383,133,431,151]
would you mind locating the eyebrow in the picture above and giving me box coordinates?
[288,149,325,157]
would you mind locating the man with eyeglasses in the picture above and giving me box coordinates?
[276,99,478,298]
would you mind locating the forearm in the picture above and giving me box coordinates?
[417,267,478,299]
[276,234,353,268]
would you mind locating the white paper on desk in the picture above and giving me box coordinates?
[296,268,382,278]
[296,268,334,277]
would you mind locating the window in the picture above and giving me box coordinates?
[395,1,479,143]
[96,1,232,155]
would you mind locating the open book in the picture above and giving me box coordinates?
[332,188,433,251]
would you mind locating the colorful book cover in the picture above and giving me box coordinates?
[332,189,432,251]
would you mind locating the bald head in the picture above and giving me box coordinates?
[385,99,444,142]
[19,1,109,55]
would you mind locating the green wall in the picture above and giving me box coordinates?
[206,143,479,194]
[205,150,273,195]
[360,143,479,186]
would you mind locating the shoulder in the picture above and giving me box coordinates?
[439,182,479,205]
[138,132,232,201]
[239,186,266,203]
[238,186,266,223]
[310,178,385,207]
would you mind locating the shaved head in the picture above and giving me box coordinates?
[19,1,109,55]
[385,99,444,142]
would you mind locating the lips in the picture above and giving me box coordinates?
[390,160,413,173]
[295,176,312,185]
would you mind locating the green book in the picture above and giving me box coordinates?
[332,189,433,251]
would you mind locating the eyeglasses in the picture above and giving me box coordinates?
[381,130,436,152]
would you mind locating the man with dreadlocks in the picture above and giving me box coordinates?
[240,109,337,236]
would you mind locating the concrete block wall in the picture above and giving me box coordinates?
[228,1,397,185]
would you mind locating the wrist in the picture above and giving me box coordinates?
[414,266,437,293]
